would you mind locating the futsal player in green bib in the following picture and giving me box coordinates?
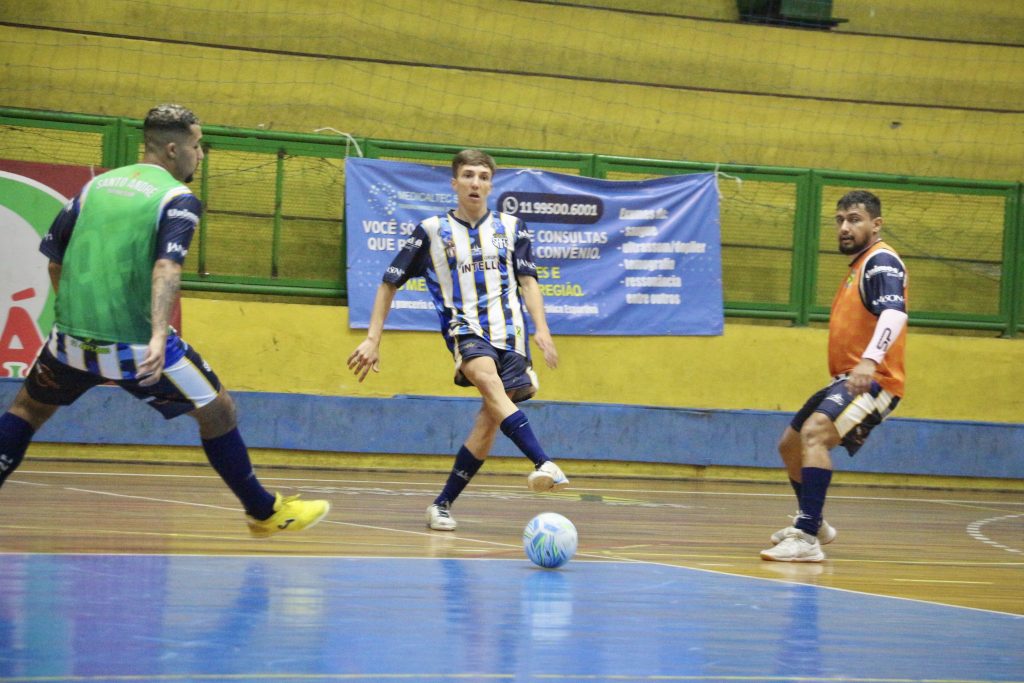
[0,105,329,537]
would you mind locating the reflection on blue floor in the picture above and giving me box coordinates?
[1,554,1022,682]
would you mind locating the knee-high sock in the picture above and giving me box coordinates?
[795,467,832,536]
[789,478,803,502]
[500,410,549,468]
[0,413,34,488]
[434,445,484,507]
[202,428,275,519]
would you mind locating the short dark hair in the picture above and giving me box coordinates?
[143,104,199,146]
[451,149,496,177]
[837,190,881,218]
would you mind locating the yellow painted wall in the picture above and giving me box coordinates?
[833,0,1024,44]
[547,0,739,20]
[543,0,1024,44]
[7,1,1017,110]
[181,297,1024,425]
[2,2,1022,181]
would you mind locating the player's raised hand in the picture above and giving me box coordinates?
[347,339,381,382]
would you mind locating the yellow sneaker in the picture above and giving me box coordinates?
[246,493,330,538]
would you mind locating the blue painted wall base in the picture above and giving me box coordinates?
[1,379,1021,479]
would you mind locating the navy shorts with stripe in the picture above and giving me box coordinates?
[24,335,222,420]
[791,376,900,456]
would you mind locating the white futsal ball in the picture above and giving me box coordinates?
[523,512,578,568]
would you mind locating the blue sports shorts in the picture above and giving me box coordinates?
[791,375,900,456]
[452,335,538,400]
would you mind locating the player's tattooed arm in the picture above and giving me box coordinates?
[138,259,182,386]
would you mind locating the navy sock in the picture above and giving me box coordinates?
[500,410,549,468]
[0,413,34,488]
[795,467,832,536]
[434,446,484,507]
[201,428,275,519]
[789,478,803,501]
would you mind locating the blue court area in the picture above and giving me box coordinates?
[1,554,1022,682]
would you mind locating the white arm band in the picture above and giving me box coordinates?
[862,308,908,364]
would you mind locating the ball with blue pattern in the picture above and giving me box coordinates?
[523,512,578,568]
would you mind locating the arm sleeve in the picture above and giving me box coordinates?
[512,219,539,280]
[382,224,431,288]
[862,307,908,364]
[39,195,81,264]
[154,194,203,264]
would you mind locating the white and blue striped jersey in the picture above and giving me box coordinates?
[383,210,539,357]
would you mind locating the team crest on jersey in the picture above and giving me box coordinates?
[443,238,457,260]
[491,234,511,250]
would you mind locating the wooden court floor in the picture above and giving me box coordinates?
[2,456,1024,682]
[2,457,1021,615]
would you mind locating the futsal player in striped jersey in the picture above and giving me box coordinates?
[348,149,568,531]
[761,190,908,562]
[0,105,329,537]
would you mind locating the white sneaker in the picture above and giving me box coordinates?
[771,514,836,545]
[760,527,825,562]
[527,461,570,493]
[425,503,457,531]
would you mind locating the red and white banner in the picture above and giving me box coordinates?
[0,160,100,378]
[1,159,190,379]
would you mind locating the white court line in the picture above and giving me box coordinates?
[966,513,1024,555]
[16,468,1024,560]
[14,468,1024,506]
[894,579,992,585]
[11,478,671,563]
[17,475,1024,568]
[0,548,1018,618]
[59,485,520,550]
[6,479,1024,619]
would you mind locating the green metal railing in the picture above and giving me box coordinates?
[2,107,1021,337]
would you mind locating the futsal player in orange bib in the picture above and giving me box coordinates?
[762,190,908,562]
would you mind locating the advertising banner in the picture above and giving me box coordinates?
[346,158,722,335]
[0,160,196,379]
[0,160,98,378]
